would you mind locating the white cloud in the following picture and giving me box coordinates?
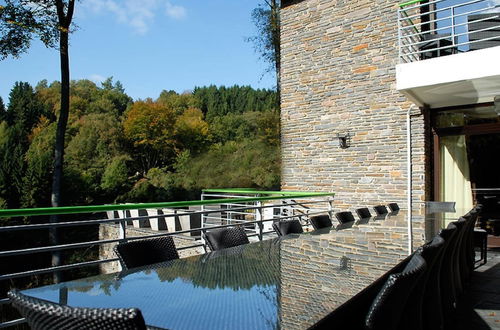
[166,2,186,20]
[81,0,187,34]
[89,74,105,84]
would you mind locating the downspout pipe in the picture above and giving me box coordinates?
[407,104,417,255]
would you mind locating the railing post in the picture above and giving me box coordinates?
[398,7,403,62]
[200,192,206,251]
[450,6,456,47]
[118,210,127,241]
[256,201,263,241]
[328,198,334,221]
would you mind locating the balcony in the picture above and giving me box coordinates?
[396,0,500,108]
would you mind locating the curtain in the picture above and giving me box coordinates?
[440,135,473,211]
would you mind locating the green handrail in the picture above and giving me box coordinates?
[0,190,334,218]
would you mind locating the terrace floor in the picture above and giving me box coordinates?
[456,243,500,330]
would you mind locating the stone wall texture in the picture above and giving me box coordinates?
[280,0,430,209]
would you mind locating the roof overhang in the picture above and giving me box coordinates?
[396,46,500,108]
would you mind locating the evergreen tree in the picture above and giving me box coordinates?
[6,82,46,136]
[0,96,5,121]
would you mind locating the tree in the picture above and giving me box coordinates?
[248,0,281,106]
[123,100,177,173]
[6,82,46,136]
[1,0,76,283]
[0,96,5,121]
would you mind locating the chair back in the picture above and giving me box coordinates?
[8,290,147,330]
[365,254,427,330]
[114,236,179,270]
[404,236,445,330]
[437,223,458,327]
[335,211,356,224]
[356,207,372,219]
[373,205,388,215]
[310,214,333,230]
[425,201,456,213]
[204,226,249,251]
[272,219,304,236]
[387,203,400,212]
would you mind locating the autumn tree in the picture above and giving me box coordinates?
[1,0,76,282]
[123,100,178,173]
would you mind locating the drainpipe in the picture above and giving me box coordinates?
[407,105,417,255]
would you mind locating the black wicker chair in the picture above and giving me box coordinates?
[310,214,333,230]
[387,203,400,212]
[450,219,467,299]
[356,207,372,219]
[8,289,147,330]
[114,236,179,270]
[403,236,445,330]
[335,211,356,224]
[272,219,304,236]
[438,223,458,328]
[373,205,388,216]
[365,254,427,330]
[204,226,249,251]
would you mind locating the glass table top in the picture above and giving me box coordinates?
[21,210,463,329]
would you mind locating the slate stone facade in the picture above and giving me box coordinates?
[280,0,431,209]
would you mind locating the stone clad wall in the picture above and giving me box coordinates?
[280,0,430,209]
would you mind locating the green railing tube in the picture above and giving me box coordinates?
[0,191,334,218]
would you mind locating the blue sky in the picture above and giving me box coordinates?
[1,0,275,103]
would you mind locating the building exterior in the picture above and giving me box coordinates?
[280,0,500,210]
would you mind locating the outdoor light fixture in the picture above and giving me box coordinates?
[339,256,352,271]
[494,95,500,116]
[336,132,353,149]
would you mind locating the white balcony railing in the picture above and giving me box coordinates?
[398,0,500,63]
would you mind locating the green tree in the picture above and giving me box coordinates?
[65,113,126,200]
[174,108,209,154]
[0,96,5,121]
[1,0,76,282]
[248,0,281,105]
[21,119,56,208]
[157,90,199,115]
[123,100,177,173]
[6,82,46,136]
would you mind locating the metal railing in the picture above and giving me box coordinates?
[0,189,334,328]
[398,0,500,63]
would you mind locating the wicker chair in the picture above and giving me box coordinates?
[204,226,249,251]
[356,207,372,219]
[8,289,147,330]
[310,214,333,230]
[373,205,388,216]
[335,211,356,224]
[403,236,445,330]
[272,219,304,236]
[438,223,458,328]
[387,203,400,212]
[365,254,427,330]
[114,236,179,270]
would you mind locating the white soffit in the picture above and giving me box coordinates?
[396,46,500,108]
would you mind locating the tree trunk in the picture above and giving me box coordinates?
[50,0,75,284]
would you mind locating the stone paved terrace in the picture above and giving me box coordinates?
[457,245,500,330]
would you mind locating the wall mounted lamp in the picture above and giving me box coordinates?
[336,132,354,149]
